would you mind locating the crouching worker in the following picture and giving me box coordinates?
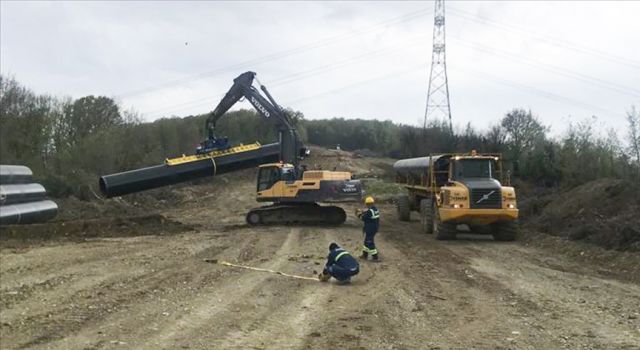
[318,243,359,284]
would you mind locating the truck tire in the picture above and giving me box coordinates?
[397,195,411,221]
[492,220,518,241]
[433,207,456,240]
[420,199,433,234]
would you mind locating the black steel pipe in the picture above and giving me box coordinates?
[99,142,282,198]
[0,200,59,225]
[0,184,47,205]
[0,165,33,184]
[393,156,445,178]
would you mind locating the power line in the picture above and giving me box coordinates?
[282,64,426,107]
[142,93,226,117]
[449,35,640,98]
[447,7,640,70]
[268,37,427,88]
[115,7,432,99]
[452,65,622,118]
[142,34,429,119]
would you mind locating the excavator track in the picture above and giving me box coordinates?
[246,203,346,226]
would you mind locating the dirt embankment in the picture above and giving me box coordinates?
[519,178,640,251]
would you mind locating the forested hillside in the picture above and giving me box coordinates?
[1,75,638,198]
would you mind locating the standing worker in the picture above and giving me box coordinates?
[357,196,380,261]
[319,243,359,283]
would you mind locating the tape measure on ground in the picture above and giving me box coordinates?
[204,259,319,281]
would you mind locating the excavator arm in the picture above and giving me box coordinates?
[201,71,304,167]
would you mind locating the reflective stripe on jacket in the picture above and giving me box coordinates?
[361,205,380,233]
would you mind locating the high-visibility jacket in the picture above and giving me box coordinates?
[360,205,380,233]
[325,247,359,272]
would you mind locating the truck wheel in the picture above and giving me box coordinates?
[492,220,518,241]
[420,199,433,234]
[434,208,456,240]
[397,195,411,221]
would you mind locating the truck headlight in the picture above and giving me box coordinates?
[507,203,516,209]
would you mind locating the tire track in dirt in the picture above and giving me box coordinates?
[464,246,640,348]
[133,227,303,350]
[19,225,289,350]
[383,206,640,349]
[378,211,554,349]
[1,234,211,324]
[2,231,244,349]
[1,238,172,307]
[0,239,153,288]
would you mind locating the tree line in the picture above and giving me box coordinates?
[1,75,638,198]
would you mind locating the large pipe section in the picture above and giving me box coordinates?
[0,200,59,225]
[393,156,445,178]
[0,165,33,184]
[0,183,47,205]
[0,165,58,225]
[99,142,282,198]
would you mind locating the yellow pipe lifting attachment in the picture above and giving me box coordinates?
[164,142,262,166]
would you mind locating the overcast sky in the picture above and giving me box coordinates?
[2,1,639,136]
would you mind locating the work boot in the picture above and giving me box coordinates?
[359,251,368,260]
[372,254,380,262]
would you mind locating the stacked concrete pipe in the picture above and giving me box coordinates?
[0,165,58,225]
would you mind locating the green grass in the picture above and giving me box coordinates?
[362,179,405,197]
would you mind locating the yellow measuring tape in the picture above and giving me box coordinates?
[204,259,318,281]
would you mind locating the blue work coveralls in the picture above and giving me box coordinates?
[360,206,380,256]
[324,247,359,282]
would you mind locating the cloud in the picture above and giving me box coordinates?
[2,1,639,137]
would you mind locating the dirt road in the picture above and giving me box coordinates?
[1,177,639,349]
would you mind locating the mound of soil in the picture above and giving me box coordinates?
[0,214,193,248]
[529,179,640,251]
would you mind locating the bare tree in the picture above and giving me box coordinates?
[627,106,640,165]
[500,109,548,161]
[485,124,506,153]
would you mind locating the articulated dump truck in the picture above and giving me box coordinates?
[394,151,519,240]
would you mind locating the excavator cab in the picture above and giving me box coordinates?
[257,164,282,192]
[256,163,297,194]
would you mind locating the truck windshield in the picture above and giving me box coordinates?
[453,159,494,179]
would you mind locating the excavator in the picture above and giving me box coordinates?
[99,72,362,225]
[200,71,362,225]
